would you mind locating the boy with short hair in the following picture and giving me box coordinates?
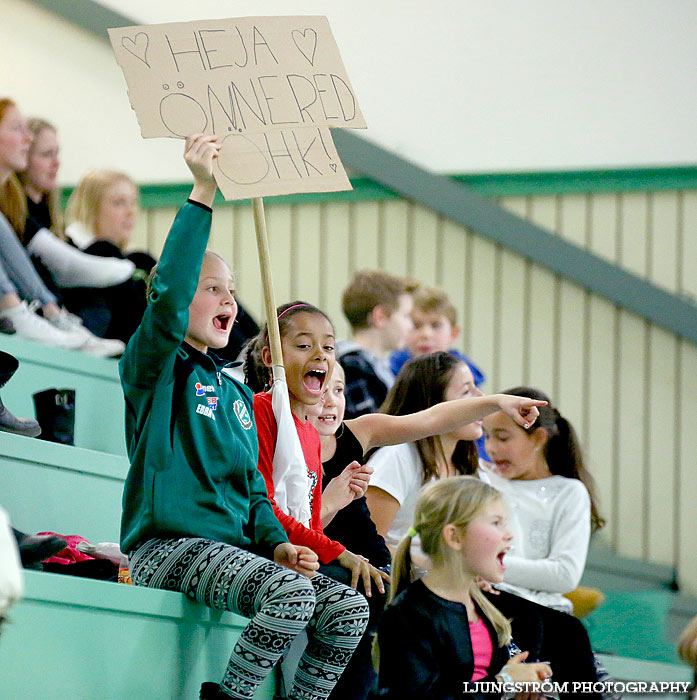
[390,285,484,385]
[390,284,488,457]
[338,270,414,419]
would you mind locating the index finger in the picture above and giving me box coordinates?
[511,406,539,428]
[509,651,528,663]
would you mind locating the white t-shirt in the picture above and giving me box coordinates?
[481,465,591,612]
[367,442,433,551]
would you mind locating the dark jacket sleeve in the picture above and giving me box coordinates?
[339,351,388,419]
[240,388,289,558]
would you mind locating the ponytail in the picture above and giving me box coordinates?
[388,530,416,603]
[503,386,605,533]
[244,334,268,393]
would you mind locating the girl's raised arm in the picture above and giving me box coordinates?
[348,394,547,453]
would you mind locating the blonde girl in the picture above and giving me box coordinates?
[377,477,551,699]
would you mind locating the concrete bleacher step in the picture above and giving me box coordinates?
[1,334,126,456]
[0,433,126,543]
[0,570,277,700]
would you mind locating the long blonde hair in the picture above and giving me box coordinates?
[390,476,512,646]
[65,169,136,237]
[0,98,28,236]
[18,117,65,239]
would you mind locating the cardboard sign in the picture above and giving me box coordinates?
[108,16,365,199]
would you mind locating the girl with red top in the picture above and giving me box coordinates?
[245,301,388,593]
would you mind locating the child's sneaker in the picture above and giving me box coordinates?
[78,334,125,358]
[48,309,125,358]
[0,301,84,349]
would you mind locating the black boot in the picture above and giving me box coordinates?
[32,388,76,445]
[0,351,41,437]
[199,682,230,699]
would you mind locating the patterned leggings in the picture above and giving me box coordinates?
[130,538,369,700]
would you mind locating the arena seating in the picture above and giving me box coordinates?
[0,335,691,698]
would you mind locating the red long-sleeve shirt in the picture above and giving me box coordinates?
[253,392,345,564]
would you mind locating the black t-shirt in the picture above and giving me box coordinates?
[322,424,391,568]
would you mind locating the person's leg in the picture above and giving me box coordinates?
[130,537,316,699]
[289,571,370,700]
[317,563,385,700]
[488,590,601,700]
[0,214,57,307]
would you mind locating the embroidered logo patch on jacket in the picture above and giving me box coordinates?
[233,399,253,430]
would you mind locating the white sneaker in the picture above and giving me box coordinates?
[0,301,84,349]
[77,334,125,358]
[49,309,125,358]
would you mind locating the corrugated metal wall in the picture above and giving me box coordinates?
[130,188,697,594]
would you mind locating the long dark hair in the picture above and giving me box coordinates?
[380,352,479,482]
[244,300,334,393]
[502,386,605,533]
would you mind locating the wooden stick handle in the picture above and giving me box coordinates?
[252,197,284,373]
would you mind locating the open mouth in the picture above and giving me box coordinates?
[212,314,232,332]
[497,549,508,569]
[303,369,326,395]
[317,413,337,424]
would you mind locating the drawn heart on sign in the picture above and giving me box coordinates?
[291,28,318,65]
[329,163,337,172]
[121,32,150,67]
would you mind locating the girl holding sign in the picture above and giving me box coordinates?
[120,134,368,700]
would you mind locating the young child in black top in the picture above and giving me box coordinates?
[378,477,551,700]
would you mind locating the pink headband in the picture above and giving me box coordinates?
[277,303,311,320]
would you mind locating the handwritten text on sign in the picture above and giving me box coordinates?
[108,17,365,199]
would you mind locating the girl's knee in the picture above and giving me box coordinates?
[264,570,316,623]
[319,584,370,636]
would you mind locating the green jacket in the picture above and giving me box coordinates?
[119,200,287,557]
